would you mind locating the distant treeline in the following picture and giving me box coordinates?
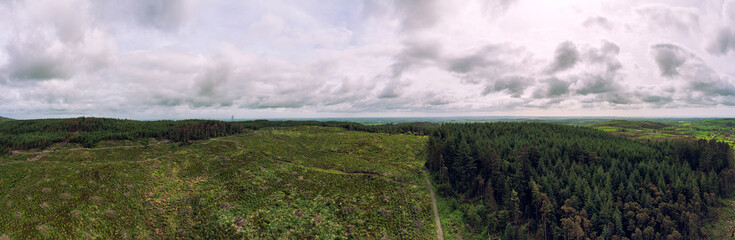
[0,117,436,153]
[426,122,734,239]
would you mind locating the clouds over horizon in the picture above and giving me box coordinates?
[0,0,734,119]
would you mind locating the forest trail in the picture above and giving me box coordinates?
[423,170,444,240]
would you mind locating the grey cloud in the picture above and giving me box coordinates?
[548,41,579,73]
[650,43,692,77]
[532,77,570,99]
[394,0,440,32]
[139,0,189,31]
[2,33,71,81]
[447,44,524,74]
[706,28,735,55]
[391,41,442,77]
[688,68,735,96]
[575,73,620,95]
[484,75,531,98]
[635,4,700,33]
[602,92,634,105]
[90,0,190,31]
[649,43,735,101]
[583,16,613,30]
[378,79,403,99]
[636,89,674,105]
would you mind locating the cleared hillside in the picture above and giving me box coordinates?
[0,126,435,239]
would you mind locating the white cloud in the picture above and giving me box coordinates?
[0,0,733,118]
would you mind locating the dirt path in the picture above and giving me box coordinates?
[27,142,67,161]
[423,170,444,240]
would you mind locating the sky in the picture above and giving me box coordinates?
[1,0,734,119]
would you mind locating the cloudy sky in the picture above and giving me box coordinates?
[1,0,734,119]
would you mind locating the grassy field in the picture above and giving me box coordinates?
[0,126,435,239]
[588,119,735,147]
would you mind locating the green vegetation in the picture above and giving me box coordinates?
[0,126,435,239]
[588,119,735,147]
[0,116,12,123]
[426,122,734,239]
[2,116,733,239]
[0,117,435,155]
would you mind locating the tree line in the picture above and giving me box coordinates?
[426,122,734,240]
[0,118,436,153]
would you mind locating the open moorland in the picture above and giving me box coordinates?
[0,119,435,239]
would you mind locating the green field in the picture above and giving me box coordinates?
[0,126,435,239]
[588,119,735,147]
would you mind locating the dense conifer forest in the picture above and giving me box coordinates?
[426,122,735,239]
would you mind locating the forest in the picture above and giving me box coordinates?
[426,122,735,239]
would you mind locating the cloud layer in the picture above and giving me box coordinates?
[0,0,734,118]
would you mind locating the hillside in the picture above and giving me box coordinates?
[0,126,435,239]
[0,116,12,123]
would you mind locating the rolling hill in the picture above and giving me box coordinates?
[0,125,435,239]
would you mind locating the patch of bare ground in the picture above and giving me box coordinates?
[103,209,116,217]
[35,225,49,237]
[60,193,71,200]
[234,218,246,227]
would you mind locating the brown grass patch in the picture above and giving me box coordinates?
[60,193,72,200]
[103,209,116,217]
[40,202,49,209]
[380,232,389,240]
[285,183,292,188]
[91,196,102,205]
[346,225,355,234]
[313,215,323,225]
[25,196,32,201]
[291,172,298,176]
[14,212,22,219]
[294,209,305,217]
[71,210,82,218]
[379,208,392,216]
[220,202,232,210]
[36,225,50,237]
[5,201,11,207]
[298,176,304,180]
[260,186,270,191]
[123,192,131,198]
[41,188,52,193]
[60,182,68,187]
[234,218,246,227]
[126,184,135,190]
[275,178,283,183]
[0,234,9,240]
[343,206,354,212]
[413,220,424,230]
